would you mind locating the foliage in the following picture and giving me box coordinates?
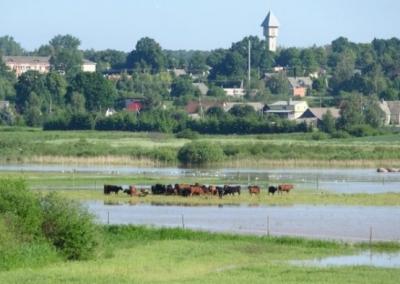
[41,193,99,260]
[48,35,83,77]
[175,129,200,140]
[126,37,165,73]
[0,36,25,56]
[178,142,224,165]
[68,72,116,111]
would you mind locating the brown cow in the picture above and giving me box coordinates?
[189,184,205,196]
[175,184,191,197]
[278,184,294,194]
[248,185,261,195]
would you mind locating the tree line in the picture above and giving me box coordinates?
[0,34,396,134]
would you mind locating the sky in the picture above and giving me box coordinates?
[0,0,399,52]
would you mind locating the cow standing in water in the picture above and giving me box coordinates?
[104,185,123,195]
[278,184,294,194]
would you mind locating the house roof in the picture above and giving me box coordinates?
[193,83,209,96]
[223,102,265,112]
[0,101,10,109]
[3,56,50,65]
[172,68,187,77]
[307,108,340,120]
[185,101,221,114]
[83,59,96,65]
[269,100,307,107]
[386,101,400,115]
[288,77,313,89]
[261,11,280,28]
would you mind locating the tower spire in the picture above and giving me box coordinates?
[261,11,279,52]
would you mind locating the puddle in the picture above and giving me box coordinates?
[292,251,400,268]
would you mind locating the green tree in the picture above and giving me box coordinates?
[69,72,116,112]
[0,36,24,56]
[170,76,199,98]
[337,92,365,130]
[24,92,43,127]
[228,105,257,118]
[49,35,83,77]
[126,37,165,73]
[15,71,47,112]
[266,73,289,95]
[69,92,86,113]
[364,95,385,128]
[320,110,336,133]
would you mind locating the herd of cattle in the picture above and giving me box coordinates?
[377,167,400,173]
[103,183,294,197]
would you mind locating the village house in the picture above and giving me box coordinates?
[264,100,309,120]
[3,56,96,77]
[0,101,10,110]
[223,87,246,98]
[380,100,400,126]
[193,83,209,96]
[287,77,313,97]
[298,107,341,127]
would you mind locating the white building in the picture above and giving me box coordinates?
[3,56,96,77]
[261,11,280,52]
[223,88,246,98]
[265,100,309,120]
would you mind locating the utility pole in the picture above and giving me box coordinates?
[248,39,251,89]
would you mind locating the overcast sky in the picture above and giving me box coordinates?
[1,0,399,51]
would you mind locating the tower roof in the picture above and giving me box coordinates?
[261,11,279,28]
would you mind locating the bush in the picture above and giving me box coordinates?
[331,130,351,139]
[0,179,43,238]
[175,129,200,140]
[348,124,379,137]
[68,113,94,130]
[178,142,225,165]
[41,193,99,260]
[311,132,329,141]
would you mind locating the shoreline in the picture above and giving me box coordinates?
[2,155,400,168]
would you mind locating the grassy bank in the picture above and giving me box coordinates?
[0,226,399,284]
[43,189,400,206]
[1,128,400,167]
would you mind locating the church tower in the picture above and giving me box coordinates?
[261,11,279,52]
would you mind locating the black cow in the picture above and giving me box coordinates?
[216,186,224,198]
[223,185,241,196]
[268,186,278,195]
[104,185,123,195]
[166,184,176,195]
[151,184,167,195]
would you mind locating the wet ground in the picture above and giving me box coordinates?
[2,164,400,194]
[292,251,400,268]
[86,202,400,242]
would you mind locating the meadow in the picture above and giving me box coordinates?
[1,127,400,167]
[0,226,399,284]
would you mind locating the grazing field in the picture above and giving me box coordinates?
[0,226,399,284]
[1,128,400,166]
[2,171,400,206]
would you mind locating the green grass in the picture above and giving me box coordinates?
[2,171,399,206]
[0,226,399,284]
[1,128,400,166]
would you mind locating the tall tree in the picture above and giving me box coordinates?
[49,35,83,77]
[0,36,24,56]
[126,37,165,73]
[69,72,116,111]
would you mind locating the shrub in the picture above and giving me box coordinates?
[0,179,42,239]
[41,193,99,260]
[175,129,200,140]
[68,113,94,130]
[311,132,329,141]
[348,124,379,137]
[331,130,351,139]
[178,142,225,165]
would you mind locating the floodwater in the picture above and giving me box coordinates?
[292,251,400,268]
[86,202,400,242]
[2,163,400,194]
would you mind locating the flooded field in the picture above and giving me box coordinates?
[86,201,400,242]
[2,163,400,194]
[292,251,400,268]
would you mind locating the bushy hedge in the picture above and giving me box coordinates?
[0,179,99,268]
[178,142,224,165]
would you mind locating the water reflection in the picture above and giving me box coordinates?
[86,202,400,242]
[292,251,400,268]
